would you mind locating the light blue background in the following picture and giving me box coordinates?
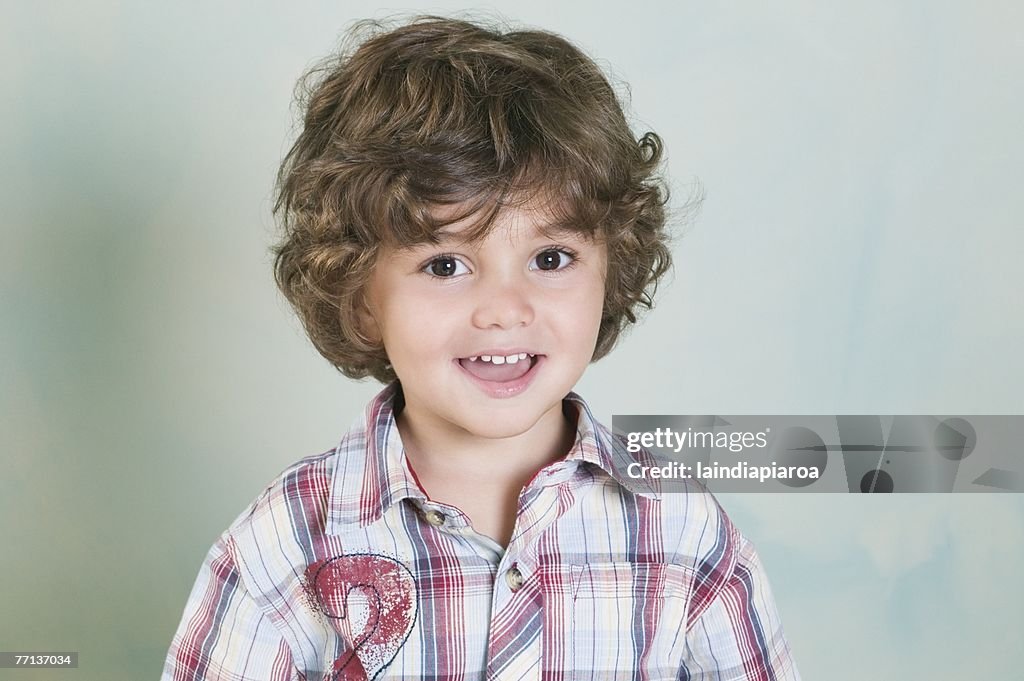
[2,2,1022,679]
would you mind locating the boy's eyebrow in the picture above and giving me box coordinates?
[432,229,464,242]
[430,222,587,244]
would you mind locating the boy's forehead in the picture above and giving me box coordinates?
[434,217,577,244]
[424,197,592,246]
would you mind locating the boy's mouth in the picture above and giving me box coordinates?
[457,352,540,383]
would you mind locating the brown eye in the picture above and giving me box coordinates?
[532,249,573,272]
[423,256,468,278]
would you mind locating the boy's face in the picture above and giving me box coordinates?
[363,201,607,442]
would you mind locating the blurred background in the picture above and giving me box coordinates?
[2,1,1022,679]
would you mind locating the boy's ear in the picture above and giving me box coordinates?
[354,297,382,345]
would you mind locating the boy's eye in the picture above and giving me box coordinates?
[531,249,575,272]
[423,256,469,278]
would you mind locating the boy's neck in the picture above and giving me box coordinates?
[395,397,576,489]
[393,392,577,545]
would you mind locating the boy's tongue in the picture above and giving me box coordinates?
[459,357,532,382]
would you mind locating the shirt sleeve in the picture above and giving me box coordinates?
[162,535,302,681]
[680,535,801,681]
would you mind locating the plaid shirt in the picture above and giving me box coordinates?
[164,383,799,680]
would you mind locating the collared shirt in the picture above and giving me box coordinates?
[163,383,800,681]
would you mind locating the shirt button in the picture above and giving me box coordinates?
[505,566,525,592]
[424,510,446,527]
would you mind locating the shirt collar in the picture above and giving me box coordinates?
[561,393,662,499]
[326,382,425,533]
[326,382,658,534]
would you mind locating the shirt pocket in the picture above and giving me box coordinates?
[567,562,692,681]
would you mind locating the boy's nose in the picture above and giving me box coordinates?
[470,278,535,329]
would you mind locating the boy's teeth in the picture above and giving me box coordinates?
[466,352,535,364]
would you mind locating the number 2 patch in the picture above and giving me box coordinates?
[304,554,418,681]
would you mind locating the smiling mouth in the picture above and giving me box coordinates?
[457,353,541,383]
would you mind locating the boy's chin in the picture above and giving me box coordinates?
[459,416,540,440]
[455,406,557,441]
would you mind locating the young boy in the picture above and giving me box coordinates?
[164,16,799,681]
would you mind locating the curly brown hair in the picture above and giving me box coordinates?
[273,15,676,384]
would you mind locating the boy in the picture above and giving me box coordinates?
[164,16,799,681]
